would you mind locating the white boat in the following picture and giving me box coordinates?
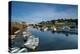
[53,27,57,31]
[44,27,48,31]
[51,26,57,31]
[10,31,39,53]
[23,31,32,37]
[11,47,28,53]
[11,47,20,53]
[17,48,28,53]
[24,36,39,50]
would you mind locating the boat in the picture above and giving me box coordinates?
[24,36,39,50]
[11,47,20,53]
[53,27,57,31]
[22,31,32,37]
[44,27,48,31]
[17,48,28,53]
[11,47,28,53]
[10,31,39,53]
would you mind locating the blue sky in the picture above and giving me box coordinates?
[11,1,78,24]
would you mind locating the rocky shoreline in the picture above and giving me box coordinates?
[9,29,39,53]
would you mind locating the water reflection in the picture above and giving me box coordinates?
[27,27,78,51]
[33,26,78,38]
[34,27,77,36]
[51,30,77,35]
[65,33,69,36]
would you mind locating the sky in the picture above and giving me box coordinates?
[11,1,78,24]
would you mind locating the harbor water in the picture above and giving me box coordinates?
[27,27,78,51]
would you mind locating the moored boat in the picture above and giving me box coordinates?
[24,36,39,50]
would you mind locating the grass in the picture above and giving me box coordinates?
[10,22,27,35]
